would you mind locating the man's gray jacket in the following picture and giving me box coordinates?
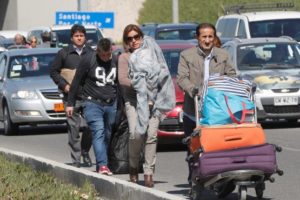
[177,46,236,118]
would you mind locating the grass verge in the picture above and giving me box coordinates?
[0,154,102,200]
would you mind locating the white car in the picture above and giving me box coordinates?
[50,24,104,49]
[223,37,300,123]
[0,48,66,135]
[0,30,28,39]
[216,2,300,42]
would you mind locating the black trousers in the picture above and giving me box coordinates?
[183,115,196,186]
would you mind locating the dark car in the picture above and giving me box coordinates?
[157,40,195,144]
[50,25,104,50]
[141,23,198,40]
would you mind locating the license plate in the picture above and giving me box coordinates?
[54,103,64,112]
[274,96,298,106]
[178,111,183,123]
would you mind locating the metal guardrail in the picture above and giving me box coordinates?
[224,2,295,15]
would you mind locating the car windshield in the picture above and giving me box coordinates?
[0,38,14,49]
[237,42,300,70]
[8,53,56,78]
[162,49,182,75]
[53,28,102,47]
[141,26,156,38]
[28,30,44,44]
[249,19,300,41]
[157,29,196,40]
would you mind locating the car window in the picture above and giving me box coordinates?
[8,53,56,78]
[237,42,300,70]
[86,28,103,46]
[223,45,235,63]
[28,30,44,44]
[52,29,70,47]
[162,49,183,75]
[53,28,102,47]
[157,29,196,40]
[216,19,227,37]
[141,26,156,38]
[249,19,300,41]
[220,18,238,38]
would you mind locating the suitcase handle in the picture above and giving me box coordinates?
[224,95,254,124]
[225,135,242,142]
[232,157,246,163]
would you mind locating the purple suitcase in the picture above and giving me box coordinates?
[196,144,278,179]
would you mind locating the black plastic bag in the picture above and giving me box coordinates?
[109,86,144,174]
[108,119,130,174]
[109,118,144,174]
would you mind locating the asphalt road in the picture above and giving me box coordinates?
[0,121,299,200]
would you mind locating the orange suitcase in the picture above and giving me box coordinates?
[189,123,266,153]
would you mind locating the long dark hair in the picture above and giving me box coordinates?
[122,24,144,45]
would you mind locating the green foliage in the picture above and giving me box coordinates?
[139,0,173,23]
[0,154,100,200]
[138,0,300,25]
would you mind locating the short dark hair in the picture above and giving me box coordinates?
[196,23,216,37]
[70,24,86,37]
[97,38,112,52]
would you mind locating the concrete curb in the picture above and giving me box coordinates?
[0,147,185,200]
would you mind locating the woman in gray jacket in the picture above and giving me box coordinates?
[118,24,175,187]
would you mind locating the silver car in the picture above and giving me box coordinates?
[223,37,300,122]
[0,48,66,135]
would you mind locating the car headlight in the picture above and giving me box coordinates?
[11,91,38,99]
[254,86,265,94]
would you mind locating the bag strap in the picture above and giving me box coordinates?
[224,95,254,124]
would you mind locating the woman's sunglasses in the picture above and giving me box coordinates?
[127,34,141,42]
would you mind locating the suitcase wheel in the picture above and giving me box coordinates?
[238,185,247,200]
[255,182,265,199]
[190,183,203,200]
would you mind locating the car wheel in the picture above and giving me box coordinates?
[3,104,19,135]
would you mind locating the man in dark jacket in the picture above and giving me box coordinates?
[50,24,93,168]
[66,38,118,175]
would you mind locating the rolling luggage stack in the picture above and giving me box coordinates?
[184,78,283,200]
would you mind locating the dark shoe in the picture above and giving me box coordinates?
[82,153,92,167]
[72,162,81,168]
[129,168,139,183]
[144,175,154,188]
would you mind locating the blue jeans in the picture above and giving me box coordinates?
[83,100,117,170]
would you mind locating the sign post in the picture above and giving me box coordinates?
[56,11,114,29]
